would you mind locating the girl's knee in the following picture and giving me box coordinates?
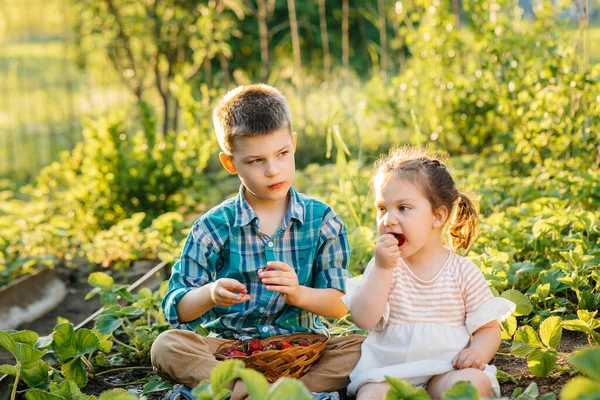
[465,369,492,396]
[357,382,391,400]
[450,369,491,396]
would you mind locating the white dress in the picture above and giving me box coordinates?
[342,252,515,396]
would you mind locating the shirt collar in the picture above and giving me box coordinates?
[233,185,306,228]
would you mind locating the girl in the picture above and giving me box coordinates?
[342,147,515,399]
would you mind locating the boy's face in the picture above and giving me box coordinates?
[219,128,297,206]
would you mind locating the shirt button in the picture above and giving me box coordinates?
[262,327,269,333]
[267,241,274,248]
[259,307,265,313]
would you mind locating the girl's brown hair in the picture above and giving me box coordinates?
[371,146,479,251]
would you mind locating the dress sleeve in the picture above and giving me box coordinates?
[341,258,391,331]
[461,262,516,334]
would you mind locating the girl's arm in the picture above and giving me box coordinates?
[468,320,501,362]
[349,266,394,330]
[452,320,501,369]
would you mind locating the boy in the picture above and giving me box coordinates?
[151,84,364,400]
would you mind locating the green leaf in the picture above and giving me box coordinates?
[267,378,313,400]
[238,369,270,399]
[95,314,123,335]
[21,361,50,388]
[117,288,135,303]
[49,378,85,398]
[194,325,209,336]
[385,376,431,399]
[560,377,600,400]
[501,315,517,340]
[501,289,533,316]
[569,347,600,381]
[521,382,539,397]
[72,329,100,358]
[88,272,114,290]
[61,358,88,387]
[210,359,244,394]
[0,330,17,355]
[0,364,17,375]
[511,326,543,356]
[539,316,562,350]
[496,369,517,383]
[52,323,78,361]
[562,319,590,333]
[17,342,45,366]
[527,349,557,377]
[191,380,213,399]
[98,389,137,400]
[142,379,173,395]
[442,381,480,400]
[11,330,40,347]
[26,389,66,400]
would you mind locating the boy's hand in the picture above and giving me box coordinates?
[209,278,250,307]
[451,348,486,370]
[374,233,401,270]
[258,261,302,306]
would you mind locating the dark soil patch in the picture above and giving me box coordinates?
[83,367,168,399]
[494,330,592,397]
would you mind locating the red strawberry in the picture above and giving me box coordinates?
[393,233,406,246]
[280,341,294,350]
[228,350,248,357]
[265,266,277,272]
[250,350,263,355]
[264,341,280,351]
[247,339,264,353]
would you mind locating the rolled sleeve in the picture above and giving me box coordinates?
[161,224,221,328]
[314,211,351,291]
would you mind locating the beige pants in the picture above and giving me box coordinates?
[151,330,365,400]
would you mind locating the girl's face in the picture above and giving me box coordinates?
[374,173,445,259]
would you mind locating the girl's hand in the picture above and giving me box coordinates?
[452,348,486,370]
[209,278,250,307]
[258,261,302,306]
[374,233,401,270]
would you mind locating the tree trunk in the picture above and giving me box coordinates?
[318,0,331,81]
[342,0,349,76]
[377,0,388,80]
[220,53,231,90]
[287,0,303,90]
[257,0,270,82]
[452,0,460,27]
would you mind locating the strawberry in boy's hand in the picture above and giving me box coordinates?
[257,262,302,306]
[393,233,406,246]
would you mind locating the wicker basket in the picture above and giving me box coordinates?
[214,333,328,382]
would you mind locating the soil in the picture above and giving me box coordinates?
[494,329,591,397]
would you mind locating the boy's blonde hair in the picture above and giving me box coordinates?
[371,146,479,251]
[213,84,293,154]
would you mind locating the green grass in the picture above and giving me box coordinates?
[0,40,133,178]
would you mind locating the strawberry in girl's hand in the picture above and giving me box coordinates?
[393,233,406,246]
[247,339,264,353]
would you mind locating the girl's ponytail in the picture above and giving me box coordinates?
[449,192,479,251]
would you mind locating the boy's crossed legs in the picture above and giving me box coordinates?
[151,330,365,400]
[356,368,492,400]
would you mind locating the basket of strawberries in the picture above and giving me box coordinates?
[214,333,328,382]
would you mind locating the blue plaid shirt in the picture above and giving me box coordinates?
[162,185,351,340]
